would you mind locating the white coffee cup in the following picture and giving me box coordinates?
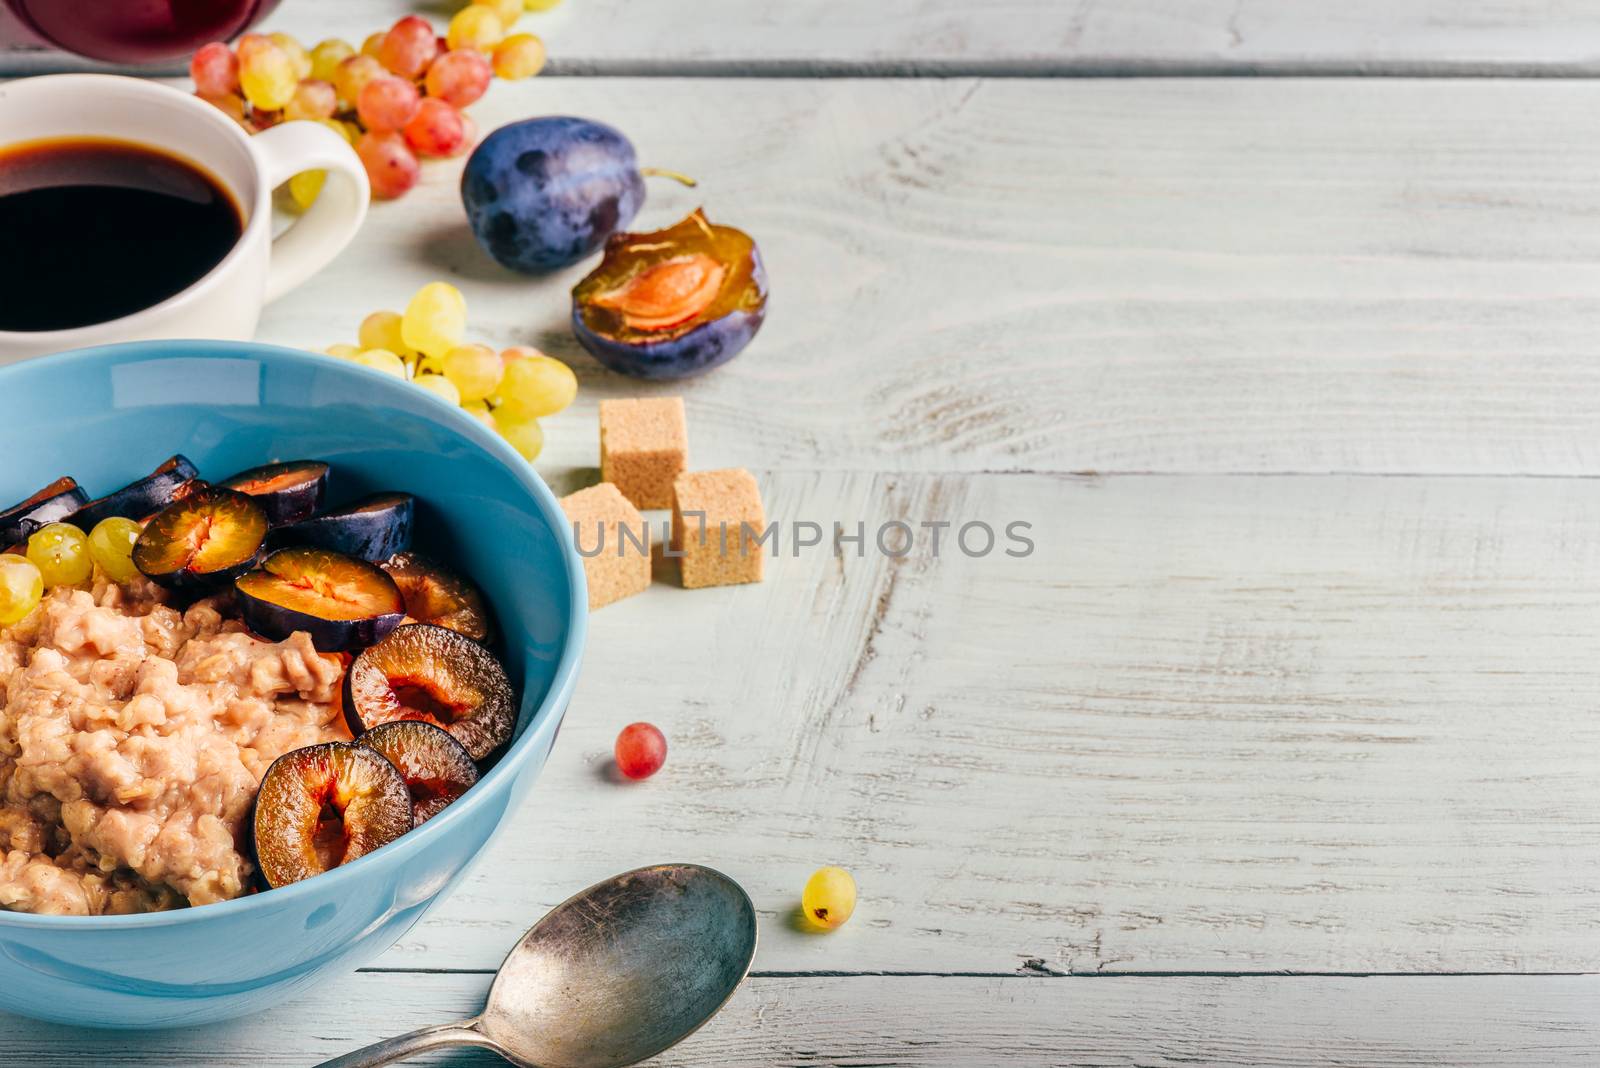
[0,73,369,363]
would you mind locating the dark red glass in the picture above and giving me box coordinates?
[5,0,282,64]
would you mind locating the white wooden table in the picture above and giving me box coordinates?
[8,2,1600,1064]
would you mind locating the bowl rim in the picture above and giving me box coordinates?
[0,340,588,929]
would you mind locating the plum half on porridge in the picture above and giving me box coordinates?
[0,457,512,915]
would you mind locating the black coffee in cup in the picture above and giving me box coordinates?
[0,137,243,332]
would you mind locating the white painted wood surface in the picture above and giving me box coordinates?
[267,470,1600,975]
[253,0,1600,75]
[9,2,1600,74]
[9,972,1600,1065]
[264,78,1600,477]
[259,0,1600,74]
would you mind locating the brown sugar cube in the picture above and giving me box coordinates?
[559,483,652,610]
[599,397,688,510]
[671,468,766,589]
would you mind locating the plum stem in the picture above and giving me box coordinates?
[640,167,698,188]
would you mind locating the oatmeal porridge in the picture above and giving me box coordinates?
[0,577,348,915]
[0,454,513,908]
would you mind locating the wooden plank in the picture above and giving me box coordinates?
[236,77,1600,476]
[10,2,1600,74]
[8,972,1600,1065]
[307,470,1600,974]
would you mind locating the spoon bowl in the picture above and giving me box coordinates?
[486,863,758,1067]
[320,864,758,1068]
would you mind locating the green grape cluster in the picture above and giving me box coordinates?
[322,281,578,462]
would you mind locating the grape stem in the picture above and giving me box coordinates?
[639,167,697,188]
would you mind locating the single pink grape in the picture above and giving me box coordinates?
[614,723,667,780]
[357,75,422,134]
[284,78,338,121]
[356,132,421,199]
[378,15,440,80]
[424,49,492,109]
[451,111,479,157]
[403,98,466,158]
[190,42,239,97]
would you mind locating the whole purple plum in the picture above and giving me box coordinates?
[461,117,646,273]
[571,209,768,380]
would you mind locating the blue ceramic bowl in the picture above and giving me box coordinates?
[0,341,586,1029]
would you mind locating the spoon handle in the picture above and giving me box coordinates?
[314,1019,504,1068]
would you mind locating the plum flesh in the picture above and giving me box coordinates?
[380,550,494,644]
[221,461,330,526]
[237,547,405,652]
[462,116,646,273]
[346,623,515,760]
[252,742,413,889]
[132,485,268,589]
[357,720,479,823]
[572,209,767,380]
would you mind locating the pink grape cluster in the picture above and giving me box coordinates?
[190,3,549,203]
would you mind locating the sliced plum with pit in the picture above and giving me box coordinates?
[132,485,269,589]
[221,460,330,526]
[357,720,479,823]
[237,547,405,651]
[571,208,767,380]
[0,477,89,547]
[346,623,515,761]
[592,253,727,331]
[380,550,494,644]
[70,454,199,530]
[251,741,413,889]
[275,492,414,562]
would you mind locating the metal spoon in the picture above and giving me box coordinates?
[317,863,758,1068]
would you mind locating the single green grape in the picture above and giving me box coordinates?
[267,32,312,80]
[441,344,503,402]
[88,517,144,584]
[0,555,43,626]
[493,411,544,461]
[801,866,857,930]
[462,401,497,429]
[26,522,91,589]
[359,310,415,358]
[355,349,408,378]
[309,38,356,83]
[325,343,361,360]
[491,354,577,419]
[484,0,524,28]
[239,42,297,111]
[493,33,546,80]
[414,373,462,406]
[447,5,505,51]
[401,282,467,360]
[288,170,326,210]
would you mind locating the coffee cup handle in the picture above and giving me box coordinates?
[251,121,371,304]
